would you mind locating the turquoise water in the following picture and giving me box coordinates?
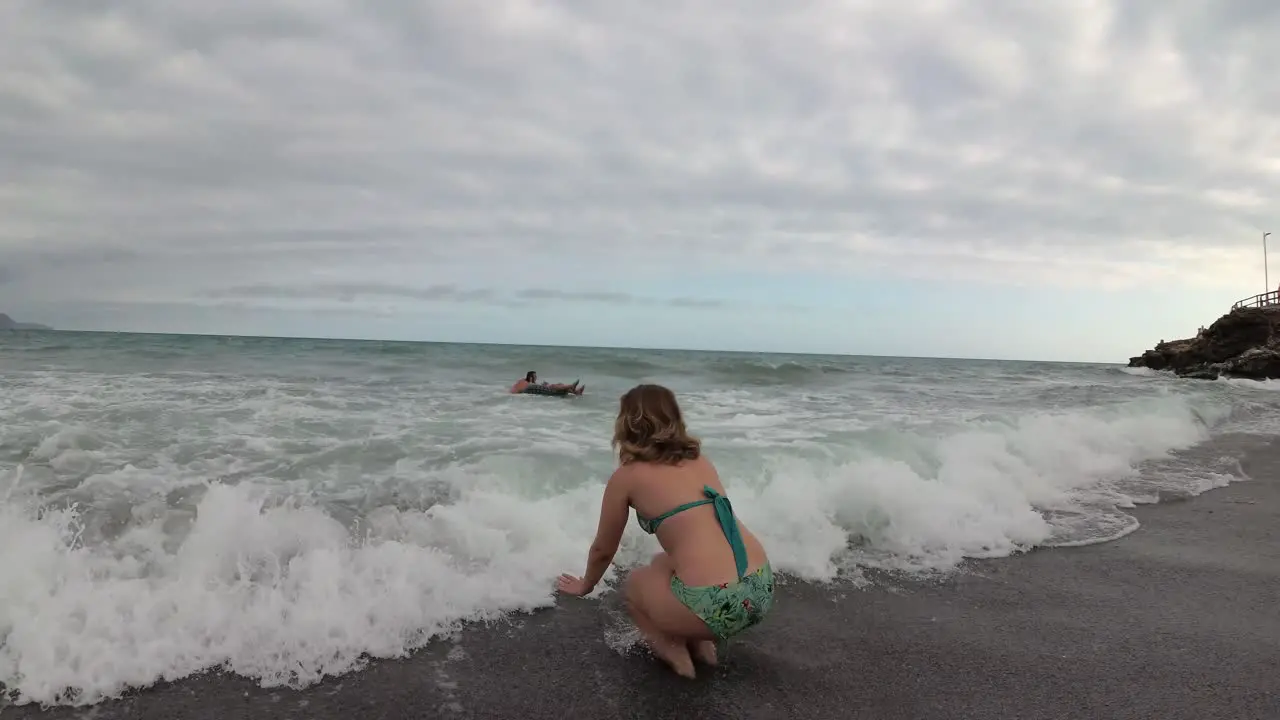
[1,330,1275,706]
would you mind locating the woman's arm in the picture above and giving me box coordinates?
[560,467,631,595]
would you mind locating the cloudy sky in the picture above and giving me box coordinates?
[2,1,1276,361]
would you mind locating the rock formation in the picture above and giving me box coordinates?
[1128,306,1280,380]
[0,313,52,330]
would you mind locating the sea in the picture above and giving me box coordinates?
[1,330,1276,707]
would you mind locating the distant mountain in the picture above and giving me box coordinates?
[0,313,52,330]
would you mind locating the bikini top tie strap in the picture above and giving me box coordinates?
[702,486,749,580]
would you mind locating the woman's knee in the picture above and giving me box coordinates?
[649,551,673,571]
[627,566,713,640]
[628,554,674,606]
[624,565,651,607]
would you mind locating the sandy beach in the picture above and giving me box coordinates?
[8,435,1278,720]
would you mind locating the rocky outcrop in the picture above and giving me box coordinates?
[0,313,51,330]
[1128,306,1280,380]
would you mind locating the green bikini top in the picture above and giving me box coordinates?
[635,485,749,579]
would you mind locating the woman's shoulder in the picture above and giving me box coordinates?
[627,454,716,479]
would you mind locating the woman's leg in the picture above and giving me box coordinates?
[625,565,695,678]
[625,553,717,678]
[643,553,719,666]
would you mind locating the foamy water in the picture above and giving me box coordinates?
[0,332,1273,706]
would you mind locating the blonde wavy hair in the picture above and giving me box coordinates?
[612,384,701,465]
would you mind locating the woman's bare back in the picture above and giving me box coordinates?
[626,455,768,586]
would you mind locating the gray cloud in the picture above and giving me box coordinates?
[514,289,634,304]
[513,289,726,308]
[206,282,725,309]
[1,0,1277,323]
[667,297,724,309]
[211,283,496,303]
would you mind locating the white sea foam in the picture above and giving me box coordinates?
[1119,366,1160,377]
[0,342,1270,706]
[1219,376,1280,391]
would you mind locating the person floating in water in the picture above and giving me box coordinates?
[556,384,775,678]
[509,370,584,396]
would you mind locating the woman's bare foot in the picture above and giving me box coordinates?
[641,631,696,678]
[689,640,718,666]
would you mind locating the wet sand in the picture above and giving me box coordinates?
[10,439,1280,720]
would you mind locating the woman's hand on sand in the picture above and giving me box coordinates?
[556,574,592,596]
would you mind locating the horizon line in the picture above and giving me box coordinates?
[13,326,1120,366]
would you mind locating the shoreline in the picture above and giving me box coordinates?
[8,439,1279,720]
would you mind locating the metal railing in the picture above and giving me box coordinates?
[1232,289,1280,310]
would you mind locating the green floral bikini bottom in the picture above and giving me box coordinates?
[670,563,775,640]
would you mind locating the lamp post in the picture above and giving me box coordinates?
[1267,232,1273,302]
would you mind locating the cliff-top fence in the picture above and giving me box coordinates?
[1231,290,1280,310]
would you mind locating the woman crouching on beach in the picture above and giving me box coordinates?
[556,384,775,678]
